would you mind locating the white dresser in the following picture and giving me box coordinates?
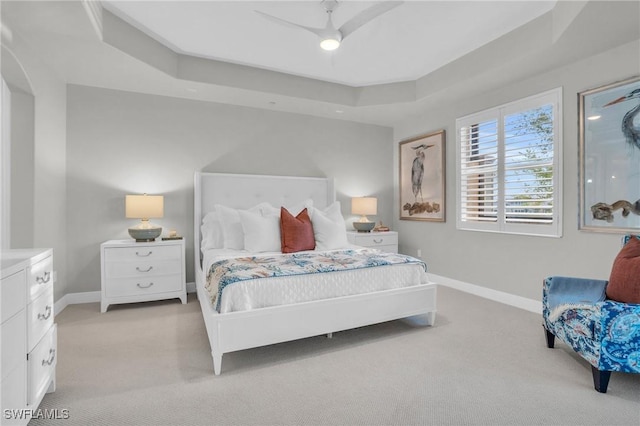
[100,239,187,313]
[347,231,398,253]
[1,249,56,425]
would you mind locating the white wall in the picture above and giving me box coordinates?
[2,32,67,301]
[394,39,640,301]
[65,85,394,293]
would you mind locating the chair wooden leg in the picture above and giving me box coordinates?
[544,327,555,348]
[591,366,611,393]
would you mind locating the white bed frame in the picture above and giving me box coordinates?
[194,172,437,375]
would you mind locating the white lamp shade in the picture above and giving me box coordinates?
[125,195,164,219]
[351,197,377,216]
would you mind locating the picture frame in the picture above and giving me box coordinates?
[579,76,640,233]
[399,130,446,222]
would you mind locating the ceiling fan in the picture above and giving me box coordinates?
[255,0,403,51]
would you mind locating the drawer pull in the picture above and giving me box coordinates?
[373,239,383,244]
[136,251,153,257]
[42,348,56,366]
[36,271,51,284]
[136,266,153,273]
[38,305,52,320]
[137,282,154,289]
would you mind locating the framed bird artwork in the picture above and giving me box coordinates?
[399,130,446,222]
[579,75,640,233]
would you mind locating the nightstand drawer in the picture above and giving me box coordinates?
[350,233,398,247]
[105,275,182,298]
[28,255,53,301]
[104,259,182,279]
[104,245,181,262]
[347,231,398,254]
[27,287,54,352]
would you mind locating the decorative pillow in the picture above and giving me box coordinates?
[309,202,349,251]
[606,235,640,303]
[201,211,224,252]
[280,207,315,253]
[216,203,273,250]
[238,209,281,253]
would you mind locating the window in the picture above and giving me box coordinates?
[456,88,562,237]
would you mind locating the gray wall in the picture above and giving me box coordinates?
[394,39,640,301]
[66,85,394,293]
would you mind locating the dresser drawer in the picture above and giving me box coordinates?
[105,275,182,298]
[1,310,26,381]
[27,287,54,352]
[104,259,182,279]
[28,255,53,301]
[1,269,26,322]
[103,245,181,262]
[28,324,56,406]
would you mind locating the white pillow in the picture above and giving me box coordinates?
[309,201,349,250]
[201,211,223,252]
[238,209,281,253]
[283,199,314,216]
[216,203,273,250]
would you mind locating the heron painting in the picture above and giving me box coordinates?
[399,130,445,222]
[603,87,640,151]
[579,76,640,232]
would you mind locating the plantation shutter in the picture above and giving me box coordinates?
[503,105,554,225]
[459,119,499,226]
[456,88,562,237]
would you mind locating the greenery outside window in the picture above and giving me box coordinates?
[456,88,562,237]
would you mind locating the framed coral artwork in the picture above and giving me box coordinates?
[579,76,640,232]
[399,130,445,222]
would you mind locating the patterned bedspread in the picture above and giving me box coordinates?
[206,249,427,312]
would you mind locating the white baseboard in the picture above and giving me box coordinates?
[54,291,101,315]
[54,279,540,315]
[55,282,197,314]
[429,273,542,314]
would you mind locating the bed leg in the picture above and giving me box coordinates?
[212,351,222,376]
[425,311,436,326]
[326,332,333,339]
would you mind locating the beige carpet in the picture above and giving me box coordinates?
[32,286,640,425]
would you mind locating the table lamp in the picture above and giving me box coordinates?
[351,197,377,232]
[125,194,164,242]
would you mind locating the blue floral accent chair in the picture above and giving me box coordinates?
[543,237,640,393]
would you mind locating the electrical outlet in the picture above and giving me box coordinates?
[417,249,422,258]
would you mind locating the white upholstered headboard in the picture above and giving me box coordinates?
[193,172,335,271]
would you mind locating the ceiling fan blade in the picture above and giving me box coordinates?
[255,10,324,38]
[339,1,404,40]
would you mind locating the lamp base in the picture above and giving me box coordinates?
[128,226,162,242]
[353,221,375,233]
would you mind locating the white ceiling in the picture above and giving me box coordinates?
[3,1,637,127]
[102,0,557,87]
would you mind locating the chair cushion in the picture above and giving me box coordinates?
[606,236,640,303]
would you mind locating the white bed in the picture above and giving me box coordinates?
[194,172,437,375]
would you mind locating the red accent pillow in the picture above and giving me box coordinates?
[280,207,315,253]
[606,236,640,303]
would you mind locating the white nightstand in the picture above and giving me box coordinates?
[346,231,398,253]
[100,239,187,313]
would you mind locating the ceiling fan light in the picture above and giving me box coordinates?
[320,38,340,51]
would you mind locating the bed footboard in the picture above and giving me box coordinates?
[197,279,437,375]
